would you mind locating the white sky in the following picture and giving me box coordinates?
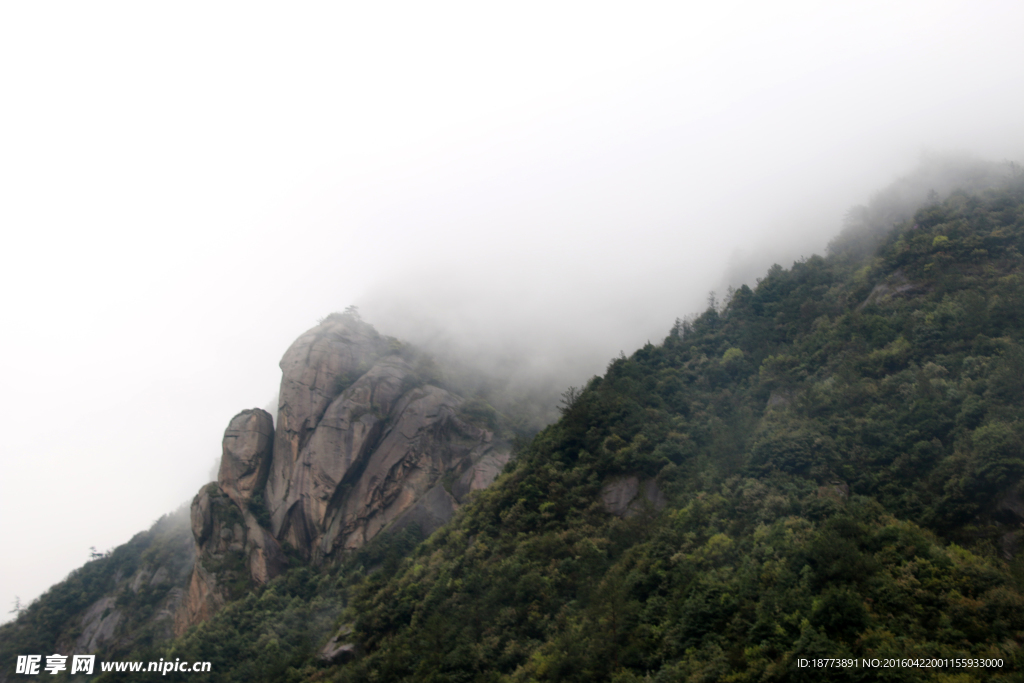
[2,1,1023,623]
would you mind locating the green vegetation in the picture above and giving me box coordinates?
[8,173,1024,682]
[0,508,193,679]
[312,177,1024,681]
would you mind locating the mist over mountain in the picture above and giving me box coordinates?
[359,155,1022,426]
[5,165,1024,681]
[3,0,1024,658]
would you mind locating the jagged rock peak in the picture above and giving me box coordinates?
[178,312,513,630]
[218,408,273,504]
[268,313,391,494]
[262,313,512,561]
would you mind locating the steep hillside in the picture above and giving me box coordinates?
[5,170,1024,682]
[318,177,1024,681]
[0,509,193,679]
[0,314,523,681]
[112,175,1024,683]
[176,314,517,634]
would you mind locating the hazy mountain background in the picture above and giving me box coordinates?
[2,1,1024,626]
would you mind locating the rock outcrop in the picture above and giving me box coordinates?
[178,313,512,630]
[267,315,392,511]
[858,268,928,309]
[319,624,359,664]
[219,409,274,504]
[600,476,665,518]
[177,409,286,635]
[263,314,511,561]
[36,509,196,659]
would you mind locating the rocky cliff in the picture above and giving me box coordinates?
[178,313,512,631]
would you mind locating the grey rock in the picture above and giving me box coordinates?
[190,486,213,546]
[267,342,508,559]
[320,624,358,664]
[318,386,495,555]
[601,476,640,517]
[218,408,274,504]
[452,449,512,503]
[149,566,169,586]
[267,315,389,523]
[270,357,409,553]
[180,315,515,627]
[601,476,665,518]
[859,269,927,309]
[996,489,1024,523]
[243,519,287,586]
[75,597,122,654]
[29,507,194,660]
[389,484,458,538]
[178,483,286,634]
[636,479,667,513]
[175,559,223,636]
[1000,531,1021,560]
[130,570,150,594]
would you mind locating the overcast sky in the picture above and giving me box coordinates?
[3,1,1024,623]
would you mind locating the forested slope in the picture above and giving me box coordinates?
[318,178,1024,681]
[7,173,1024,682]
[0,509,193,681]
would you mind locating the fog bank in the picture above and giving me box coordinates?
[3,1,1024,624]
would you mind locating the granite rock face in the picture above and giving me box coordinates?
[314,383,495,556]
[267,315,391,514]
[179,313,512,629]
[178,408,287,634]
[75,597,122,654]
[600,475,665,518]
[270,348,510,560]
[218,409,274,504]
[178,480,287,635]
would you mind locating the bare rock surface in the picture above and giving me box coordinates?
[996,489,1024,523]
[320,624,358,664]
[75,597,122,654]
[601,476,640,516]
[267,315,390,518]
[175,560,224,637]
[313,381,508,556]
[601,476,665,518]
[219,408,274,504]
[389,484,459,539]
[766,390,793,410]
[1000,531,1021,560]
[39,509,197,657]
[859,269,928,309]
[452,449,512,502]
[178,481,286,634]
[180,313,515,627]
[271,356,409,553]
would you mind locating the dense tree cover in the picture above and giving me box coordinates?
[0,508,193,680]
[8,175,1024,682]
[314,176,1024,681]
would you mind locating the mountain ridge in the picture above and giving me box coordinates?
[4,163,1024,681]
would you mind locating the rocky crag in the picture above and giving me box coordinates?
[0,313,515,676]
[178,312,512,631]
